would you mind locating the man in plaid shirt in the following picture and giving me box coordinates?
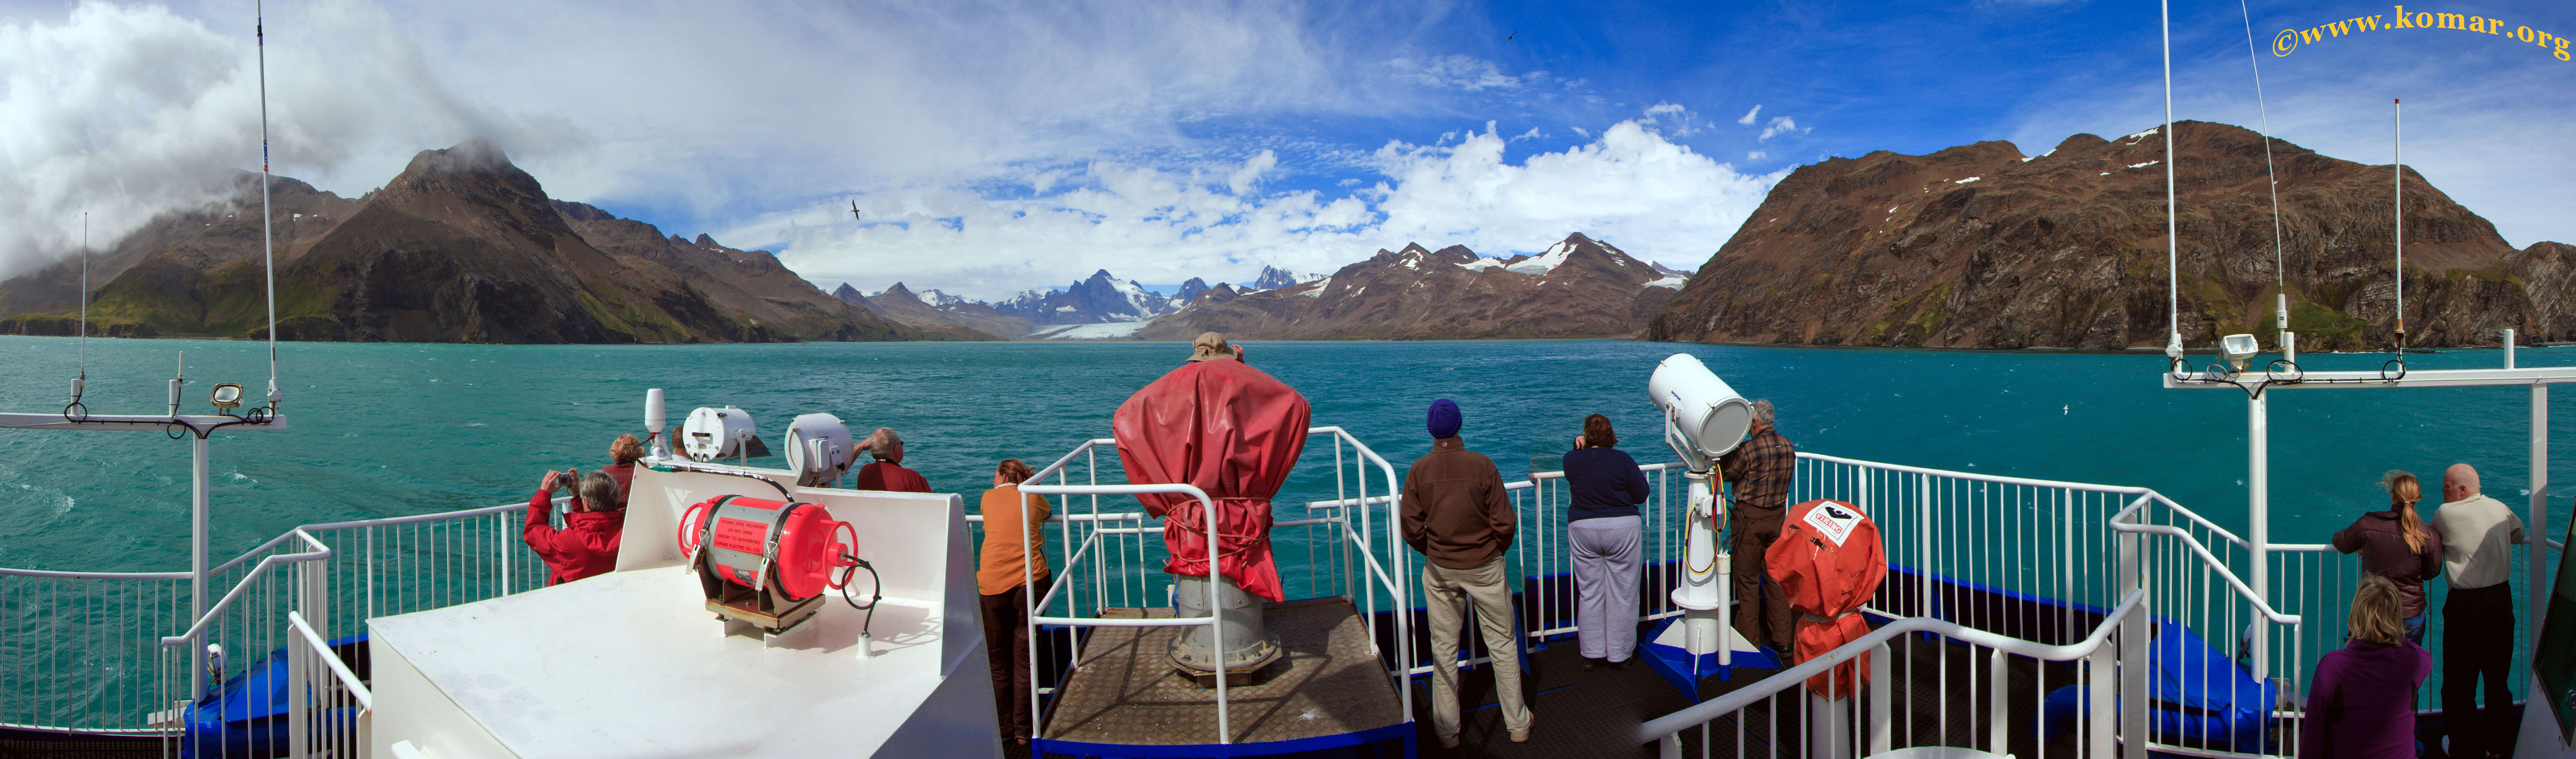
[1719,399,1795,651]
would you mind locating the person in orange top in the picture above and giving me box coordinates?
[977,459,1052,745]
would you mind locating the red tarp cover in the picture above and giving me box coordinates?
[1112,358,1310,603]
[1766,499,1887,699]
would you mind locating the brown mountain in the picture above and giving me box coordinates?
[0,175,361,336]
[1137,233,1686,340]
[0,141,950,343]
[1648,120,2576,350]
[834,282,1030,338]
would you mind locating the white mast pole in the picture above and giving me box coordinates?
[259,0,279,413]
[2239,0,2290,358]
[2394,99,2405,352]
[2162,0,2182,360]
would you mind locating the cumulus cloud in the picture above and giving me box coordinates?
[756,119,1786,299]
[0,0,548,277]
[1737,104,1763,125]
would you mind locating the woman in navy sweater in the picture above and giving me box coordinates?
[1564,414,1651,668]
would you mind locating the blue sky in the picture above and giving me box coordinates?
[6,0,2572,299]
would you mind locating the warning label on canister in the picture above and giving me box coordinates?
[713,517,768,554]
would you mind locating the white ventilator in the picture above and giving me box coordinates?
[644,389,669,459]
[1648,353,1753,659]
[783,413,858,487]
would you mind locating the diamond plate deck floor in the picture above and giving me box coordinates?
[1041,597,1405,747]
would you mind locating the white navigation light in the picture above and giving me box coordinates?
[1648,353,1753,460]
[783,413,857,487]
[2220,333,2261,371]
[681,406,764,462]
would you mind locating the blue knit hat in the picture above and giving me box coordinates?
[1426,398,1462,439]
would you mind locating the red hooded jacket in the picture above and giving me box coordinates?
[524,489,626,585]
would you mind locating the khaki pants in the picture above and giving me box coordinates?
[1421,555,1531,740]
[1731,507,1793,650]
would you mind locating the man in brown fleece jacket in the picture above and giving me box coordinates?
[1400,398,1532,748]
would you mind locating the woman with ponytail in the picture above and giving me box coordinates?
[2332,470,2445,643]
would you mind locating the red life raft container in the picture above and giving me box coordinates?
[1766,498,1886,699]
[676,495,859,631]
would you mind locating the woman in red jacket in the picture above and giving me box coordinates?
[525,470,626,585]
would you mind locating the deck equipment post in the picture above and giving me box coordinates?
[2532,382,2550,675]
[2247,392,2270,683]
[191,433,210,698]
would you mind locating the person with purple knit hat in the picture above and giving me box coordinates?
[1400,398,1532,748]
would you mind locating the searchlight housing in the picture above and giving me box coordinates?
[681,406,768,463]
[783,413,858,487]
[1648,353,1752,469]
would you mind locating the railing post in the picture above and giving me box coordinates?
[2086,639,2114,759]
[2118,520,2147,759]
[1918,475,1932,618]
[288,609,311,759]
[1869,642,1892,755]
[2246,392,2270,683]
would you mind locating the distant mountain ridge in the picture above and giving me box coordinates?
[0,140,970,343]
[1648,120,2576,349]
[1137,232,1685,340]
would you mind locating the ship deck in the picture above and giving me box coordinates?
[1039,598,1408,750]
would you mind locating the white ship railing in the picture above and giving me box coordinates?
[0,497,551,741]
[1606,454,2360,758]
[284,610,367,759]
[1640,590,2149,759]
[979,426,1412,747]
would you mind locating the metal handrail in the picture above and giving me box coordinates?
[286,611,371,710]
[1016,480,1232,743]
[2111,499,2302,625]
[1639,588,2148,745]
[159,529,332,646]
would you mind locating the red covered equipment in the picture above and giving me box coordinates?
[1765,499,1886,699]
[1112,358,1310,603]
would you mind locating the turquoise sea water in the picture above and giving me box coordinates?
[1,336,2569,574]
[1,336,2570,710]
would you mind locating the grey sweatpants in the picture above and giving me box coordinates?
[1571,515,1642,661]
[1422,555,1531,739]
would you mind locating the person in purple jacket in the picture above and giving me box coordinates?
[2300,574,2431,759]
[1564,413,1650,670]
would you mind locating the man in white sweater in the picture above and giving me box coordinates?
[2430,463,2525,759]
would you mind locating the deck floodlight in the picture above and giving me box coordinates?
[209,383,243,410]
[2220,334,2261,372]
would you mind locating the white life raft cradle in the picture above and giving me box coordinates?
[676,494,875,635]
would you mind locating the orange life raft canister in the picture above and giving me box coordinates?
[1765,499,1886,699]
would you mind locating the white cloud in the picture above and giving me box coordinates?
[1757,115,1810,141]
[1747,151,1768,161]
[0,0,544,277]
[753,120,1786,299]
[1386,54,1523,91]
[1737,104,1763,125]
[1224,150,1277,196]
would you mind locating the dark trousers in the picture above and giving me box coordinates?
[1731,507,1793,650]
[980,575,1046,740]
[2441,582,2515,757]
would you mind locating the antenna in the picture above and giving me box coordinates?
[2394,98,2405,355]
[2160,0,2182,360]
[258,0,280,415]
[2238,0,2288,351]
